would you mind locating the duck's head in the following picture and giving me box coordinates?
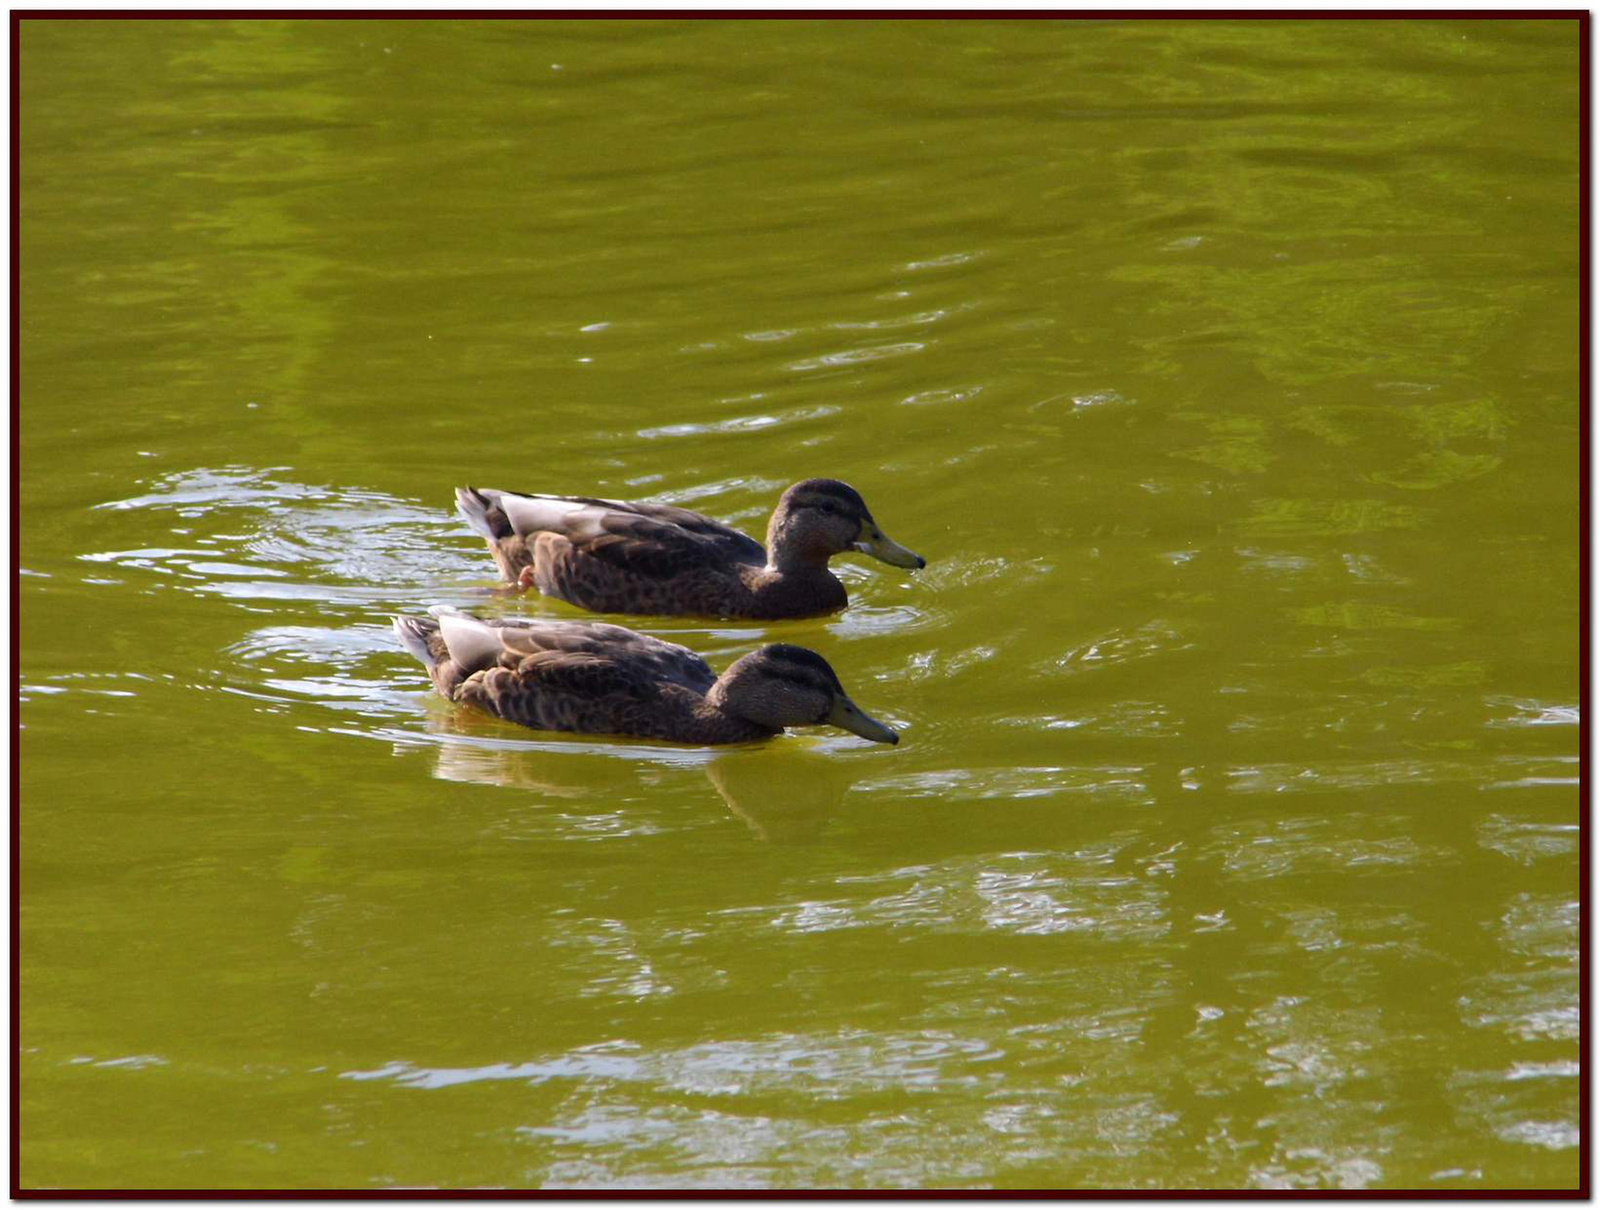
[767,478,925,572]
[709,643,900,744]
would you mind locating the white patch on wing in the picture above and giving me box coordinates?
[500,493,595,537]
[437,612,509,671]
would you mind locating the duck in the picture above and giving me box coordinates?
[453,478,924,619]
[392,607,900,746]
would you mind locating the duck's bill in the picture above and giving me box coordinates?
[853,525,926,570]
[826,696,900,744]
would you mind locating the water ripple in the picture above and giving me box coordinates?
[342,1028,1002,1096]
[785,342,926,372]
[637,405,838,439]
[84,466,478,611]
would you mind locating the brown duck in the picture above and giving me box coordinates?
[393,607,900,746]
[454,478,924,619]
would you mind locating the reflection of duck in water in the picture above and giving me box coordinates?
[707,747,858,843]
[454,479,924,619]
[392,608,900,746]
[404,718,856,843]
[410,709,608,797]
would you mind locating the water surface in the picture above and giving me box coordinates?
[19,17,1580,1190]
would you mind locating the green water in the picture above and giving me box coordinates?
[19,17,1581,1191]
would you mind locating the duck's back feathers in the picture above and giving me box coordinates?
[408,610,717,693]
[463,488,764,565]
[392,610,758,741]
[456,486,778,611]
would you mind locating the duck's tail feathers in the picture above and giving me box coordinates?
[455,486,510,540]
[392,614,441,670]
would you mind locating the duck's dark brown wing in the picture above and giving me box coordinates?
[577,514,756,582]
[466,613,719,695]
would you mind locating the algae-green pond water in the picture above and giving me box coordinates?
[19,17,1580,1190]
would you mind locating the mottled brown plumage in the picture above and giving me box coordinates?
[392,608,900,746]
[454,479,924,619]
